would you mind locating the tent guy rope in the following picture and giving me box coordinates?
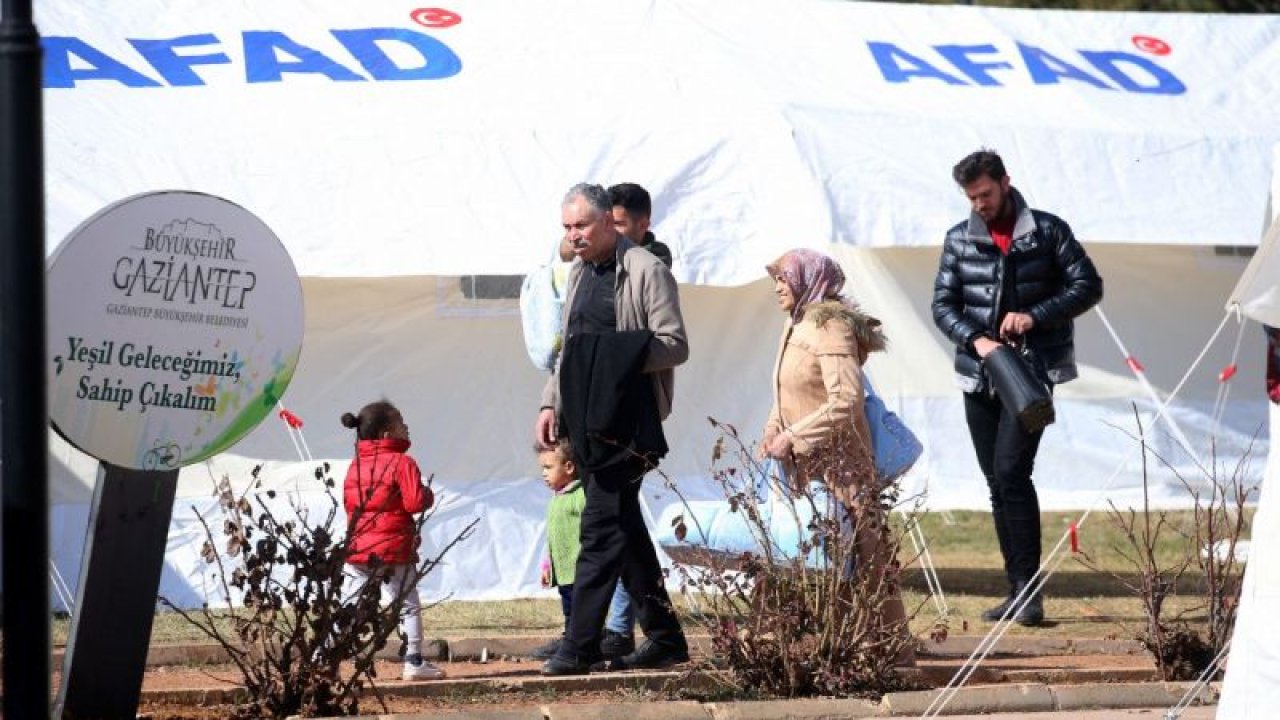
[920,307,1236,719]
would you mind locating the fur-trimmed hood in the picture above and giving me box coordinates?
[801,300,887,355]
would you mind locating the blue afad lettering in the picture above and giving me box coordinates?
[867,41,1185,95]
[43,28,463,88]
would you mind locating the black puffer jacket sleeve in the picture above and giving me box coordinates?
[1025,221,1103,330]
[931,226,985,349]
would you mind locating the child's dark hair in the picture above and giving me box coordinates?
[534,437,574,460]
[341,400,400,440]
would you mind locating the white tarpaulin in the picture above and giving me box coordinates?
[41,0,1275,625]
[48,247,1271,608]
[1219,400,1280,719]
[1217,167,1280,720]
[41,0,1280,283]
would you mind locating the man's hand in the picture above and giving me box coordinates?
[535,408,557,448]
[999,312,1035,340]
[973,336,1002,359]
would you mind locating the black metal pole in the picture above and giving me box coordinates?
[0,0,48,717]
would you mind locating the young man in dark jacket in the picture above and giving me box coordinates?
[608,182,673,269]
[931,149,1103,626]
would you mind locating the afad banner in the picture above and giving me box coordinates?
[47,192,304,471]
[36,1,1280,283]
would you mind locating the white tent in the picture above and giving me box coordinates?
[42,0,1277,610]
[1217,161,1280,720]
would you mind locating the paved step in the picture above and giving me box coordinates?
[63,633,1145,667]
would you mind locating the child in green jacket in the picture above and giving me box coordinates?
[530,440,584,660]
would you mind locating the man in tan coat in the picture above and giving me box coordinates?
[534,183,690,675]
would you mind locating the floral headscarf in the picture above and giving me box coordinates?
[766,249,847,322]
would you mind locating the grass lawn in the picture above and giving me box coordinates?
[52,509,1244,646]
[895,509,1237,638]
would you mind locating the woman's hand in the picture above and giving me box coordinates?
[758,428,779,459]
[763,430,794,459]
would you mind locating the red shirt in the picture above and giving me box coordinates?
[988,214,1015,255]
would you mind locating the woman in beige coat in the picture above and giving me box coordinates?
[759,248,914,665]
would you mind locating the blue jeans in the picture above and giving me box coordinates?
[605,580,634,634]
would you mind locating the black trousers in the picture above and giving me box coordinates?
[963,390,1046,588]
[561,458,684,660]
[558,585,574,634]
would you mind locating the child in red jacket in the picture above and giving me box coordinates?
[342,400,445,681]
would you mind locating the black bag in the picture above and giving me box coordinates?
[984,344,1055,434]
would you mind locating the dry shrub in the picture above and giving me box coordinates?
[1077,406,1257,681]
[160,462,476,718]
[664,420,920,699]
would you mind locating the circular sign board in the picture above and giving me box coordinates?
[47,191,304,470]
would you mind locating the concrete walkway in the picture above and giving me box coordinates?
[125,633,1219,719]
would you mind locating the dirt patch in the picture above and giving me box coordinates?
[138,689,632,720]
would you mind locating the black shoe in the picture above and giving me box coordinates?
[1014,591,1045,627]
[599,630,635,659]
[608,638,690,671]
[981,593,1015,622]
[530,635,562,660]
[541,653,594,676]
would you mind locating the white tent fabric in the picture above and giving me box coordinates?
[1217,169,1280,719]
[42,0,1274,631]
[48,244,1270,608]
[1218,401,1280,719]
[40,0,1280,282]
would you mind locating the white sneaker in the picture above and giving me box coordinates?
[403,659,446,681]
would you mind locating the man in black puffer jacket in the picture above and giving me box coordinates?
[932,149,1103,627]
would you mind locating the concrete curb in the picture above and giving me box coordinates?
[544,701,710,719]
[706,697,881,719]
[1050,681,1217,710]
[881,683,1056,715]
[144,675,1218,718]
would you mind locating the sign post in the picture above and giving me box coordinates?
[47,191,304,718]
[0,0,47,717]
[56,465,180,717]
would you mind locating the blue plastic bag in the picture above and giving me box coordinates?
[657,458,843,570]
